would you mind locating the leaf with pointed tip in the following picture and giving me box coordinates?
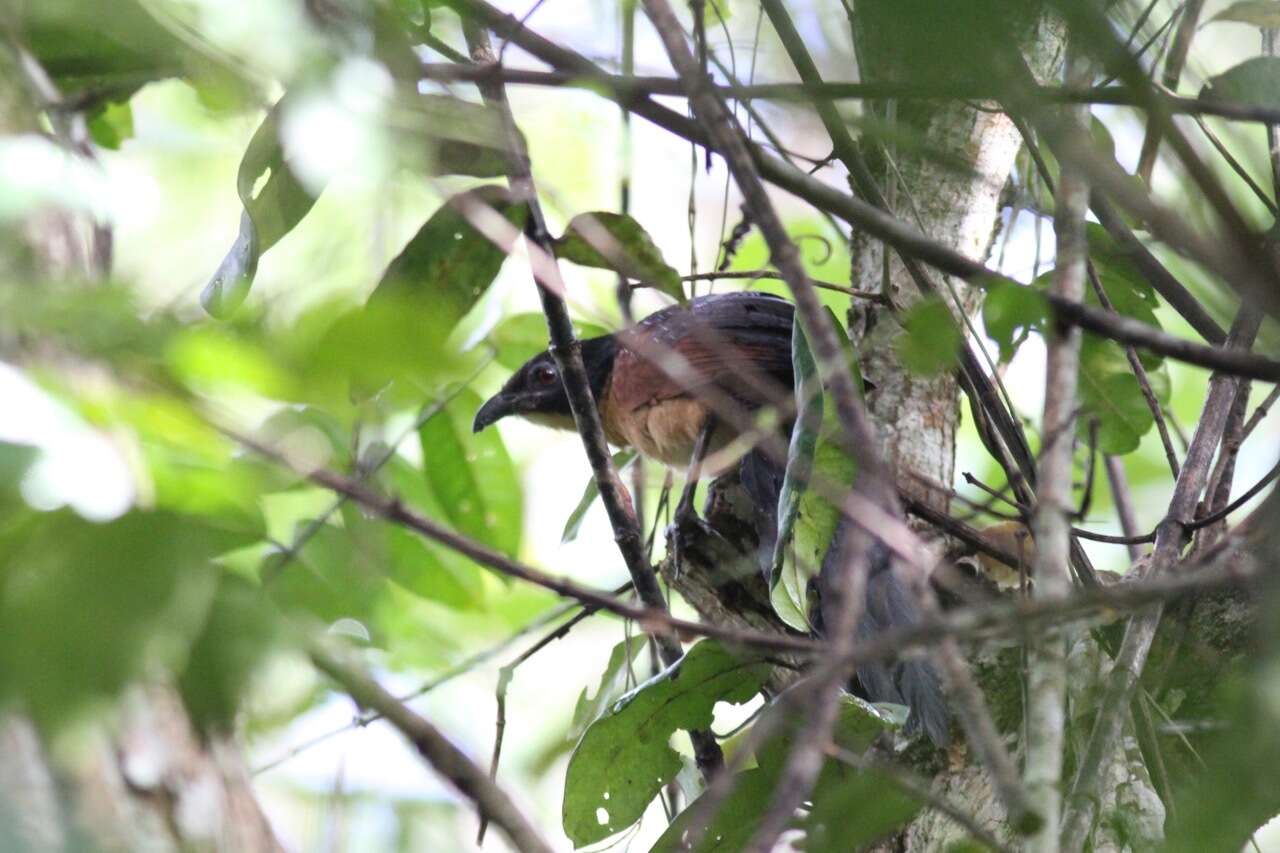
[555,212,684,302]
[562,640,768,847]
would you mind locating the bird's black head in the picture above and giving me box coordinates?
[473,335,617,433]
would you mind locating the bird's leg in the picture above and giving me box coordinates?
[668,414,725,579]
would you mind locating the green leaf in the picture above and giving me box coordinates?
[203,96,320,318]
[87,99,134,150]
[897,297,962,376]
[561,450,635,543]
[555,212,684,302]
[1076,338,1170,455]
[771,310,860,630]
[562,640,768,847]
[569,636,649,743]
[1200,56,1280,110]
[770,313,822,632]
[370,185,529,329]
[269,521,387,627]
[487,312,610,370]
[982,279,1048,362]
[0,509,250,728]
[1025,224,1169,454]
[374,457,488,609]
[418,389,522,557]
[177,574,281,731]
[1206,1,1280,28]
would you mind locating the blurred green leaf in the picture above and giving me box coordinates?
[418,389,522,557]
[562,640,768,847]
[375,456,488,609]
[1200,56,1280,110]
[370,185,529,329]
[487,312,609,370]
[20,0,194,91]
[555,211,684,302]
[0,509,250,728]
[269,520,386,628]
[178,574,281,731]
[898,297,962,376]
[203,96,319,318]
[1206,1,1280,28]
[983,279,1048,362]
[87,99,134,150]
[561,450,635,543]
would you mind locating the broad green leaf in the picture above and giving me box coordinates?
[370,185,529,329]
[897,297,961,376]
[982,279,1047,362]
[1206,1,1280,28]
[561,450,635,543]
[569,636,649,742]
[203,96,319,318]
[0,509,250,728]
[87,100,134,150]
[562,640,768,847]
[21,0,193,91]
[771,310,860,631]
[373,456,489,609]
[177,574,281,731]
[418,389,522,557]
[487,312,610,370]
[1200,56,1280,110]
[555,211,684,302]
[1076,339,1170,455]
[803,764,921,853]
[279,294,461,407]
[269,521,387,628]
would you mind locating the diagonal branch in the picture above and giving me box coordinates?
[308,643,555,853]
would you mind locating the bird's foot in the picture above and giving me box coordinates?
[666,505,730,581]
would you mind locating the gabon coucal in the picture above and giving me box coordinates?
[473,291,949,745]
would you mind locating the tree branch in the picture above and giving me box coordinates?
[308,643,555,853]
[458,20,724,776]
[1024,46,1091,852]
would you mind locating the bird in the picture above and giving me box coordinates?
[473,291,949,746]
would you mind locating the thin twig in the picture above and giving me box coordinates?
[1135,0,1204,183]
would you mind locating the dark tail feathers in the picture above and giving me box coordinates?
[739,447,950,747]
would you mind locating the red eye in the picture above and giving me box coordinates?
[533,365,558,387]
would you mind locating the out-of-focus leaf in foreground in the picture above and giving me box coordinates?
[0,509,252,728]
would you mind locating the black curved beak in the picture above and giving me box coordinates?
[473,393,514,433]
